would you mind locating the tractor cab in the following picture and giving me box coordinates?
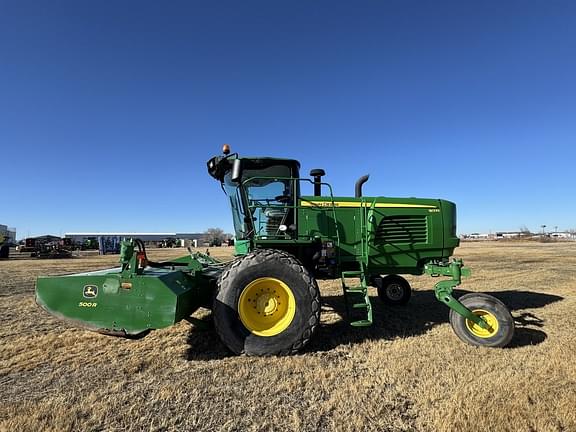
[207,146,301,244]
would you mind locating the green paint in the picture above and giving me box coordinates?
[234,239,251,256]
[341,265,373,326]
[37,151,499,339]
[36,239,219,335]
[425,260,490,330]
[295,195,457,275]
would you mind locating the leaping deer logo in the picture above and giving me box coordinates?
[83,285,98,298]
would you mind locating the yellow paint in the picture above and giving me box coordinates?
[465,309,499,338]
[300,200,437,209]
[238,277,296,337]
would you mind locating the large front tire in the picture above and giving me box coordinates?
[213,249,320,356]
[449,293,514,347]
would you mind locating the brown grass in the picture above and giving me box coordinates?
[1,242,575,432]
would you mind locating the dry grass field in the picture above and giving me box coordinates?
[1,241,575,432]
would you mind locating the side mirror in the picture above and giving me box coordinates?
[206,156,220,180]
[231,159,242,183]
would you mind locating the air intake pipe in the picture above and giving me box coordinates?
[310,169,326,196]
[355,174,370,198]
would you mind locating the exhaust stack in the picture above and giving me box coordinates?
[355,174,370,198]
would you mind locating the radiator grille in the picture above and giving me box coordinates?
[375,215,428,244]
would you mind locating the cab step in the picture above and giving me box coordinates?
[350,319,372,327]
[341,265,373,327]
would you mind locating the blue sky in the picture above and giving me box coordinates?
[1,0,575,238]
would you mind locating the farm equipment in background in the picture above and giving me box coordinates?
[80,238,99,250]
[209,238,222,247]
[158,238,181,248]
[36,145,515,355]
[34,238,74,259]
[98,236,121,255]
[17,237,42,253]
[22,236,74,259]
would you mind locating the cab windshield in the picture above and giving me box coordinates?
[223,163,297,239]
[223,174,246,239]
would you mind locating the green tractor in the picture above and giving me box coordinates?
[36,145,514,355]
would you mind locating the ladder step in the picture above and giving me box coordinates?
[350,319,372,327]
[345,288,366,294]
[340,262,372,327]
[341,271,363,278]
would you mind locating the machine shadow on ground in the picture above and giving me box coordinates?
[184,289,562,360]
[308,289,561,353]
[185,317,233,361]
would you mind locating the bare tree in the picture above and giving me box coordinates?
[204,228,226,247]
[519,225,532,238]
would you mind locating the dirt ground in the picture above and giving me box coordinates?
[1,241,575,432]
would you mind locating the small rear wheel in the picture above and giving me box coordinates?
[449,293,514,347]
[375,275,412,305]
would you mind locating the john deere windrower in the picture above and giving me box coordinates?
[36,145,515,355]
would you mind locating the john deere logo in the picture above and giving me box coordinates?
[83,285,98,298]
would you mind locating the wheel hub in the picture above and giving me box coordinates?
[386,284,403,300]
[466,309,499,338]
[256,293,278,316]
[238,277,296,337]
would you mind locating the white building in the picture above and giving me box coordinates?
[495,231,523,239]
[550,231,576,240]
[464,233,490,240]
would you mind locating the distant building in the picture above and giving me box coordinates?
[495,231,523,239]
[0,224,16,243]
[64,232,205,243]
[462,233,491,240]
[461,230,576,241]
[550,231,575,240]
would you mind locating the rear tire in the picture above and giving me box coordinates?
[375,275,412,305]
[449,293,514,347]
[213,249,320,356]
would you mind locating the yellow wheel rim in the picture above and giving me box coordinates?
[465,309,499,338]
[238,277,296,337]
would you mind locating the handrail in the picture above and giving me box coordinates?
[239,177,341,256]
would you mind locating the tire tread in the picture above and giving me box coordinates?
[214,248,320,355]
